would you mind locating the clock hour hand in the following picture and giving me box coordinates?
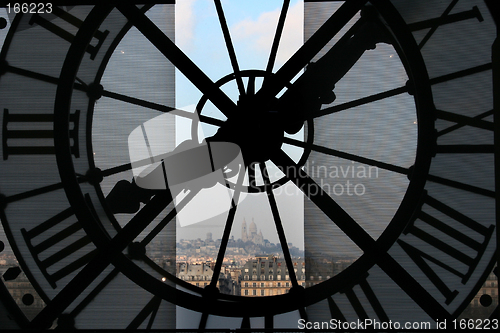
[106,179,159,214]
[277,7,393,134]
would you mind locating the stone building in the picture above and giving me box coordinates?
[176,262,238,295]
[240,255,305,296]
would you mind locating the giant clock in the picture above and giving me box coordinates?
[0,0,497,330]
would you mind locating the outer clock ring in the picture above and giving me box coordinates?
[52,1,434,317]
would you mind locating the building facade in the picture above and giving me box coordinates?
[240,255,305,297]
[176,262,238,295]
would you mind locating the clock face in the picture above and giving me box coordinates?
[0,0,497,330]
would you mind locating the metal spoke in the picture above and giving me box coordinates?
[247,75,256,96]
[311,86,407,119]
[100,163,133,178]
[272,151,376,252]
[126,295,162,330]
[102,90,175,113]
[283,137,409,175]
[260,162,298,287]
[266,0,290,74]
[214,0,245,95]
[102,89,224,129]
[68,267,120,318]
[140,189,198,246]
[210,164,246,288]
[116,3,236,118]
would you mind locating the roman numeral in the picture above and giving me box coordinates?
[29,6,109,60]
[407,0,484,49]
[427,173,495,198]
[435,145,494,154]
[436,109,494,136]
[434,108,494,153]
[397,193,495,304]
[21,207,97,288]
[2,108,80,160]
[328,274,389,322]
[408,6,483,32]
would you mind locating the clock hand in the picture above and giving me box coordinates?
[130,137,243,191]
[276,7,393,134]
[255,0,369,105]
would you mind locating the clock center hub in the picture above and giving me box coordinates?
[213,97,284,164]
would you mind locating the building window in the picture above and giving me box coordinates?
[286,282,290,287]
[244,290,249,296]
[269,275,273,280]
[261,290,265,296]
[277,282,281,287]
[244,282,248,287]
[252,275,257,280]
[253,282,257,287]
[253,290,257,296]
[261,283,265,288]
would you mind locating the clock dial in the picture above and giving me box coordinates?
[52,0,432,323]
[0,0,497,330]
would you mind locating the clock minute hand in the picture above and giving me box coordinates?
[277,8,393,134]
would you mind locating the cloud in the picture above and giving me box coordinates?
[231,1,303,68]
[175,0,197,50]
